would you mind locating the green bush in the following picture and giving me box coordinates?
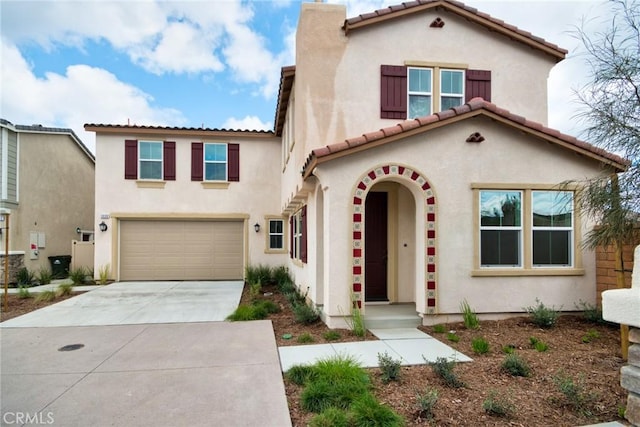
[429,357,465,388]
[350,393,404,427]
[323,330,341,341]
[346,302,366,338]
[286,364,316,386]
[36,267,52,285]
[501,353,531,377]
[575,300,603,324]
[552,370,596,416]
[377,352,402,383]
[416,387,438,420]
[529,337,549,352]
[297,333,315,343]
[16,267,35,287]
[525,298,560,328]
[56,283,74,297]
[18,286,32,299]
[272,265,291,287]
[483,390,515,417]
[34,290,56,303]
[253,299,280,314]
[226,304,268,321]
[432,324,446,333]
[309,408,350,427]
[293,301,320,325]
[447,332,460,342]
[471,337,490,354]
[245,264,272,286]
[68,267,87,285]
[502,345,515,354]
[460,299,480,329]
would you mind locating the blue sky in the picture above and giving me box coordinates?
[1,0,610,153]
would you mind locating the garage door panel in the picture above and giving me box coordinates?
[120,220,244,281]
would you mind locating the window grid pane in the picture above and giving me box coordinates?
[479,190,522,267]
[269,219,284,250]
[204,143,228,181]
[139,141,162,179]
[532,191,573,266]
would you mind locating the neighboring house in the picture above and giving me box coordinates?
[0,119,95,278]
[86,0,627,327]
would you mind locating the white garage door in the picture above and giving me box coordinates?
[119,220,244,280]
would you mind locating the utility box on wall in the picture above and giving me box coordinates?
[29,232,46,260]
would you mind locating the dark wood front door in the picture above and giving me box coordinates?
[365,192,388,301]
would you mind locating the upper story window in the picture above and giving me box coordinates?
[204,143,227,181]
[381,65,490,120]
[124,139,175,181]
[139,141,163,180]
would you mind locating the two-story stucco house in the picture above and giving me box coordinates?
[0,119,95,278]
[86,0,627,328]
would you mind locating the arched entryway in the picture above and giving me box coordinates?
[351,164,437,314]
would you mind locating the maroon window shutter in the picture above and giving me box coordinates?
[289,216,294,258]
[163,141,176,181]
[191,142,203,181]
[124,139,138,179]
[465,70,491,102]
[380,65,407,119]
[301,206,307,264]
[228,143,240,182]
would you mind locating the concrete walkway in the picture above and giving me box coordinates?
[278,327,472,371]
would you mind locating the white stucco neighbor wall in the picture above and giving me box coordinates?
[603,245,640,328]
[94,133,286,279]
[312,117,605,326]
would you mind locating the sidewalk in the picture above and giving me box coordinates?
[278,327,472,371]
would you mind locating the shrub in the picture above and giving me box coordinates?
[16,267,35,287]
[98,264,110,285]
[36,267,52,285]
[429,357,465,388]
[581,329,600,343]
[248,281,262,300]
[501,345,515,354]
[272,265,291,287]
[446,332,460,342]
[350,393,404,427]
[460,299,480,329]
[253,299,280,314]
[226,304,268,321]
[575,300,603,323]
[297,333,315,343]
[432,324,446,333]
[483,390,515,417]
[346,301,366,338]
[471,337,490,354]
[68,267,87,285]
[309,408,350,427]
[552,370,596,416]
[293,301,321,325]
[529,337,549,352]
[501,353,531,377]
[524,298,560,328]
[245,264,272,286]
[34,290,56,303]
[416,387,438,419]
[56,283,74,297]
[286,364,316,385]
[18,286,32,299]
[323,330,341,341]
[377,352,402,383]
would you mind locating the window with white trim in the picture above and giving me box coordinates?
[139,141,163,180]
[440,69,464,110]
[204,143,227,181]
[480,190,522,267]
[269,219,284,250]
[293,211,302,260]
[532,191,573,266]
[408,67,432,118]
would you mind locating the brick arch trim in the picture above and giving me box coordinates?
[351,164,437,313]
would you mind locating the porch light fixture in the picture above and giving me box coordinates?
[254,223,260,233]
[99,221,108,232]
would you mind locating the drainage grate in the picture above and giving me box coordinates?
[58,344,84,352]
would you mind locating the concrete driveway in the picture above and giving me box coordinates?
[0,282,292,426]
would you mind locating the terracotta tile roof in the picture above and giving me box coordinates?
[84,123,275,138]
[343,0,567,61]
[301,98,629,178]
[274,65,296,136]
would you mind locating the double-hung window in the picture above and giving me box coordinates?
[408,67,432,118]
[479,190,522,267]
[204,143,227,181]
[289,206,307,263]
[475,187,578,274]
[269,219,284,250]
[532,191,573,266]
[139,141,163,180]
[440,69,464,110]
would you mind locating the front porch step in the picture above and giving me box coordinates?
[363,304,421,329]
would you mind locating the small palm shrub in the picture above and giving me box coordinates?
[35,290,56,303]
[525,298,560,328]
[471,337,490,354]
[377,352,402,383]
[350,393,404,427]
[483,390,516,417]
[68,267,87,285]
[416,387,438,419]
[36,267,52,285]
[16,267,35,287]
[18,286,32,299]
[308,408,350,427]
[501,353,531,377]
[429,357,465,388]
[460,299,480,329]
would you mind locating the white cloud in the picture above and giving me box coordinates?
[222,115,272,131]
[1,39,186,152]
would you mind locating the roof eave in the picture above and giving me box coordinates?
[84,125,275,139]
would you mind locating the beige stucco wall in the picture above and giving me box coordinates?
[94,133,286,280]
[10,132,95,273]
[309,116,606,327]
